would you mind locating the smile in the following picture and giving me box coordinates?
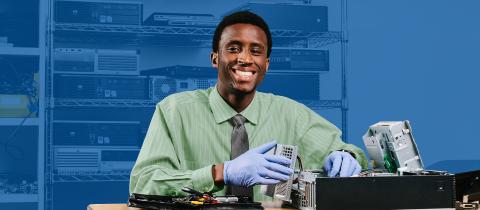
[232,69,256,79]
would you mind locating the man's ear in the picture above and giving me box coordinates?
[210,52,218,68]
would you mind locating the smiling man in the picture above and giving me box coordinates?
[130,11,367,201]
[213,22,269,112]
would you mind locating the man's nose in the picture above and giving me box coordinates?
[237,51,253,66]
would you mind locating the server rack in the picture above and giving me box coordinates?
[0,0,47,210]
[45,0,349,209]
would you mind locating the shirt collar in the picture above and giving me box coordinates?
[209,85,259,125]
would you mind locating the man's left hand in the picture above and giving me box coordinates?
[323,151,362,177]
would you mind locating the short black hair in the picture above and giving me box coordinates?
[212,11,272,57]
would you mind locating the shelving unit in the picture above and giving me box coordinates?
[53,174,130,183]
[44,1,349,209]
[54,22,342,48]
[52,98,343,110]
[0,0,46,209]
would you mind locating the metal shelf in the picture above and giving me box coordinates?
[54,23,342,48]
[54,23,338,38]
[55,23,215,35]
[0,118,39,126]
[0,47,40,56]
[301,100,343,109]
[53,98,341,109]
[53,98,156,108]
[0,194,38,203]
[53,174,130,183]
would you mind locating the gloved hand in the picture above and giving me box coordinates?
[323,151,362,177]
[223,140,294,187]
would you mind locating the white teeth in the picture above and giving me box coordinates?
[236,70,253,77]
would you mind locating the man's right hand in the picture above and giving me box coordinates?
[223,141,294,187]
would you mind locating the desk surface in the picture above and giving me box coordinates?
[87,204,296,210]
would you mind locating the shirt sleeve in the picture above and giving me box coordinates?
[129,103,223,195]
[295,104,368,170]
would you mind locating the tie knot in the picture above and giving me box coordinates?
[230,114,247,127]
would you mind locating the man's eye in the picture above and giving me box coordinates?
[251,49,262,55]
[227,47,240,52]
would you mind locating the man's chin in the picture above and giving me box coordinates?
[231,85,256,95]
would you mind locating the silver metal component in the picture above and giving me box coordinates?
[291,171,317,210]
[357,170,397,177]
[261,144,298,202]
[273,144,298,202]
[456,201,480,210]
[362,120,424,173]
[299,171,316,210]
[214,196,239,203]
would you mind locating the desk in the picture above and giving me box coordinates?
[87,203,296,210]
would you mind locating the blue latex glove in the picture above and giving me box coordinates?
[223,140,294,187]
[323,151,362,177]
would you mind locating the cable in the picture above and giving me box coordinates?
[0,56,38,160]
[296,155,304,173]
[293,155,304,186]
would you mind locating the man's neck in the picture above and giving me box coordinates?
[217,87,255,113]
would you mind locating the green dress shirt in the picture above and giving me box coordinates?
[129,86,367,201]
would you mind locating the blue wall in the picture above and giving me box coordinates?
[347,0,480,168]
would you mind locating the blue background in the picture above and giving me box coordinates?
[0,0,479,210]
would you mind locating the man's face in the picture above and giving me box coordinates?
[211,23,270,95]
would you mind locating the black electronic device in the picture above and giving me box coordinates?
[141,65,217,78]
[54,48,95,73]
[269,49,329,72]
[52,120,140,146]
[150,76,217,101]
[53,74,149,99]
[311,174,455,210]
[55,0,142,25]
[143,12,218,28]
[225,3,328,32]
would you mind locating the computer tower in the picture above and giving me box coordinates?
[150,76,216,101]
[55,0,142,25]
[225,3,328,32]
[269,49,329,72]
[53,74,149,100]
[143,12,218,28]
[52,120,141,146]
